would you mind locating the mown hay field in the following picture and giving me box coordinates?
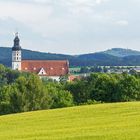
[0,102,140,140]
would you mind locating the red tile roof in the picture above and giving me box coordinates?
[68,75,81,82]
[21,60,69,76]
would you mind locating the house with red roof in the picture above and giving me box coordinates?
[12,33,69,81]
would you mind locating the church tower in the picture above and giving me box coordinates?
[12,33,22,70]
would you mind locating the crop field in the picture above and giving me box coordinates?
[0,102,140,140]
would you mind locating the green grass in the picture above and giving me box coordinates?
[0,102,140,140]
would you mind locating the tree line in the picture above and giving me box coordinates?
[65,73,140,104]
[0,64,140,115]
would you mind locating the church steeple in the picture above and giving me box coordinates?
[12,32,22,70]
[12,32,21,51]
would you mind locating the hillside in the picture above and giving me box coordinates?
[103,48,140,57]
[78,53,122,66]
[1,47,140,67]
[0,102,140,140]
[0,47,72,67]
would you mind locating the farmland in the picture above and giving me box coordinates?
[0,102,140,140]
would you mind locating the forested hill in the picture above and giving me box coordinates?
[103,48,140,57]
[1,47,140,67]
[0,47,72,67]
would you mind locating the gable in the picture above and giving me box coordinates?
[38,68,47,75]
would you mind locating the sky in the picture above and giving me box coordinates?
[0,0,140,54]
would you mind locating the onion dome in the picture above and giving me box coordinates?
[12,32,22,51]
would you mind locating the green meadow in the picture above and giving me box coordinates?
[0,102,140,140]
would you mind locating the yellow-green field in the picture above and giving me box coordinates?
[0,102,140,140]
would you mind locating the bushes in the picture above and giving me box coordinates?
[45,82,73,109]
[0,65,74,115]
[117,74,140,101]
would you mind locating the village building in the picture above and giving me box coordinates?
[132,68,140,73]
[12,33,69,81]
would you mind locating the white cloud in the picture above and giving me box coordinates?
[0,1,52,23]
[96,0,109,5]
[116,20,129,26]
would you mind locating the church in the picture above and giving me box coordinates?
[12,33,69,81]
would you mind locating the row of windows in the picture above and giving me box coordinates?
[13,57,21,61]
[13,54,21,57]
[12,52,21,55]
[24,67,65,70]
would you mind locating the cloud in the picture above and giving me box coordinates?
[116,20,129,26]
[96,0,109,5]
[0,1,53,23]
[0,0,140,54]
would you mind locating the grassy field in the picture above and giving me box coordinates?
[0,102,140,140]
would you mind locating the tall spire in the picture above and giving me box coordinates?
[15,32,18,37]
[12,32,22,71]
[12,32,21,51]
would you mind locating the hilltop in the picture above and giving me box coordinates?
[1,47,140,67]
[0,102,140,140]
[103,48,140,57]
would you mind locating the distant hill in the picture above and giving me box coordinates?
[103,48,140,57]
[76,53,122,66]
[0,47,140,67]
[0,47,72,67]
